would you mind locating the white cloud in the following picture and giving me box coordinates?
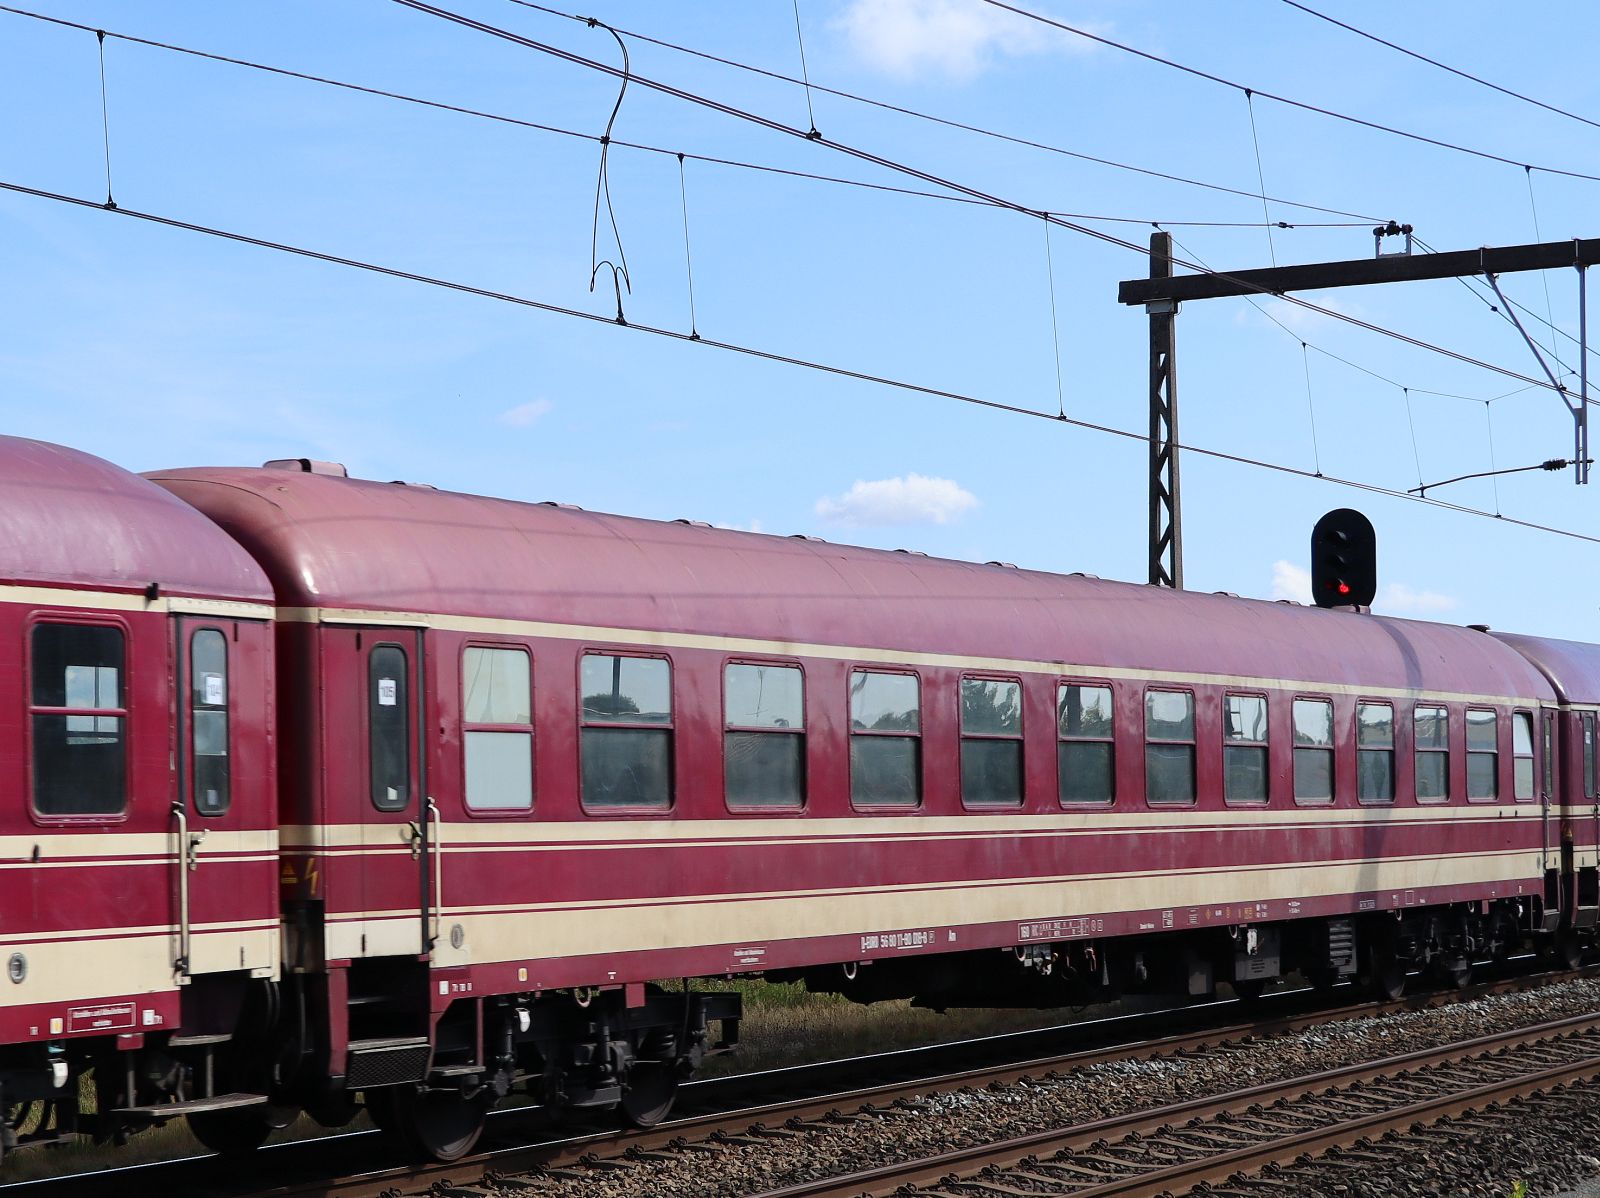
[498,398,553,427]
[833,0,1099,82]
[1376,582,1458,616]
[715,519,766,534]
[1269,560,1457,616]
[815,474,978,526]
[1236,295,1364,338]
[1270,559,1312,603]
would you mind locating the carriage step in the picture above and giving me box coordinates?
[167,1032,233,1047]
[114,1093,267,1125]
[346,1036,431,1089]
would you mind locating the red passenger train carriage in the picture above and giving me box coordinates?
[148,455,1577,1158]
[0,436,1594,1166]
[0,438,279,1152]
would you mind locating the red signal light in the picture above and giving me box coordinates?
[1338,583,1351,595]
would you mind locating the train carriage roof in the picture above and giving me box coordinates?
[1491,633,1600,706]
[152,464,1556,702]
[0,438,270,601]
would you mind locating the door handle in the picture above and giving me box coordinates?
[402,821,423,859]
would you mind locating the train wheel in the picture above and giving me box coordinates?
[376,1086,491,1162]
[1362,942,1406,1001]
[188,1104,295,1156]
[1431,956,1472,990]
[619,1062,679,1129]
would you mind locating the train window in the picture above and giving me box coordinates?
[463,646,533,812]
[960,677,1023,807]
[1145,689,1195,806]
[1223,693,1268,804]
[1512,712,1535,801]
[1293,699,1334,803]
[849,670,920,808]
[1058,683,1114,805]
[725,662,805,809]
[369,645,410,812]
[1415,705,1450,802]
[1580,716,1593,799]
[1357,702,1394,803]
[581,654,672,810]
[190,628,230,816]
[31,623,127,816]
[1466,709,1499,800]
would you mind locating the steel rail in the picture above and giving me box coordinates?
[6,966,1592,1198]
[748,1010,1600,1198]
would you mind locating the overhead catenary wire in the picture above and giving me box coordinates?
[1279,0,1600,133]
[3,173,1595,548]
[0,7,1370,234]
[497,0,1388,224]
[979,0,1600,184]
[389,0,1569,399]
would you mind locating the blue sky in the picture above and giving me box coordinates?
[1,1,1596,638]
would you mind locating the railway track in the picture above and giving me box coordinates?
[753,1009,1600,1197]
[5,967,1594,1198]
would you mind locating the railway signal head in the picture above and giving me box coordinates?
[1310,508,1376,609]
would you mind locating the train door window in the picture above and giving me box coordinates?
[849,670,920,808]
[463,646,533,812]
[581,654,673,810]
[1357,702,1395,804]
[1511,712,1535,801]
[1586,714,1597,799]
[725,662,805,809]
[1293,699,1335,803]
[369,645,410,812]
[190,628,231,816]
[31,623,127,816]
[1058,683,1114,805]
[1466,709,1499,801]
[960,677,1023,807]
[1223,693,1268,804]
[1415,705,1450,802]
[1145,689,1195,806]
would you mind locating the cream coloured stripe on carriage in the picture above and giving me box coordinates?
[330,847,1543,967]
[0,583,273,620]
[276,604,1548,709]
[0,830,278,860]
[279,805,1544,851]
[328,844,1535,927]
[0,924,279,1009]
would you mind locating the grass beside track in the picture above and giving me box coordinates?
[0,977,1106,1181]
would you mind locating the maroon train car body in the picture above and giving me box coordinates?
[2,436,1597,1165]
[0,437,279,1151]
[147,457,1590,1157]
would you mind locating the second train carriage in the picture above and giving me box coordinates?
[149,454,1590,1158]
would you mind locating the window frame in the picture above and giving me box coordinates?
[367,642,412,813]
[1586,713,1597,801]
[1291,695,1336,806]
[958,673,1024,809]
[27,614,132,825]
[1057,679,1117,808]
[188,625,232,818]
[848,667,923,811]
[1222,691,1270,806]
[1465,707,1499,803]
[722,658,807,813]
[460,641,535,817]
[1511,709,1535,803]
[1356,700,1396,806]
[578,649,675,814]
[1414,703,1452,804]
[1143,687,1197,808]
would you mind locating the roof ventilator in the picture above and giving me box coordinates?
[263,458,347,476]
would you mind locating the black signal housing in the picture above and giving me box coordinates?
[1310,508,1376,609]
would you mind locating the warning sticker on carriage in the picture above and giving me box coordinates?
[68,1003,136,1033]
